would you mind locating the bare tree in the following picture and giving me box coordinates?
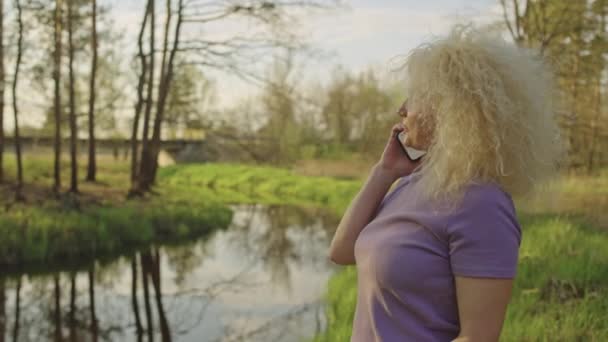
[67,0,77,193]
[86,0,98,182]
[53,0,63,193]
[131,0,152,183]
[12,0,24,201]
[134,0,183,193]
[143,0,184,187]
[129,0,339,194]
[137,0,156,191]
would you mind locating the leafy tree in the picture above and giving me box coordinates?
[257,52,301,164]
[500,0,608,172]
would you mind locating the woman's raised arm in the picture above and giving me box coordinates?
[328,164,398,265]
[328,123,421,265]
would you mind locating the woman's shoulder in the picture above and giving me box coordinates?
[446,179,521,235]
[463,179,514,208]
[444,179,523,278]
[437,179,518,230]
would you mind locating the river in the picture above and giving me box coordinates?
[0,204,340,342]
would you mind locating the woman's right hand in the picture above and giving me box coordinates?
[376,123,422,181]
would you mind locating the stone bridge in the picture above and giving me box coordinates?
[2,136,209,165]
[2,133,272,164]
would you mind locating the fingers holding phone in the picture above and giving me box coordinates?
[396,131,427,162]
[378,124,426,180]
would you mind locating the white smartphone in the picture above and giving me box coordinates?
[396,131,427,162]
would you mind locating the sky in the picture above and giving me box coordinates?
[10,0,505,132]
[107,0,504,109]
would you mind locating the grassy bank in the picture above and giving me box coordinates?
[159,163,361,215]
[0,201,233,269]
[313,170,608,341]
[0,156,238,269]
[0,160,362,269]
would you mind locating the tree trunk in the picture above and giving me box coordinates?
[12,0,24,201]
[86,0,98,182]
[147,0,174,184]
[131,255,144,342]
[138,0,156,190]
[157,0,172,106]
[67,0,78,193]
[130,0,151,187]
[138,0,184,192]
[88,267,98,342]
[53,0,63,193]
[0,0,5,184]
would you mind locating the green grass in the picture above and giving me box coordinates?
[3,153,131,190]
[0,156,240,269]
[158,163,361,215]
[0,160,362,271]
[503,214,608,340]
[0,196,233,270]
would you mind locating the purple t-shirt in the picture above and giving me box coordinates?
[352,170,522,342]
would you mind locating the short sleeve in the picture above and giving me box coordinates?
[447,187,522,278]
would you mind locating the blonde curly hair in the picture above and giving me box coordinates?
[399,24,565,208]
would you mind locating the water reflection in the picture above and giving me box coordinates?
[0,204,338,342]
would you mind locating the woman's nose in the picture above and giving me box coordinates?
[397,104,407,117]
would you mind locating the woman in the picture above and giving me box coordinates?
[328,24,564,341]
